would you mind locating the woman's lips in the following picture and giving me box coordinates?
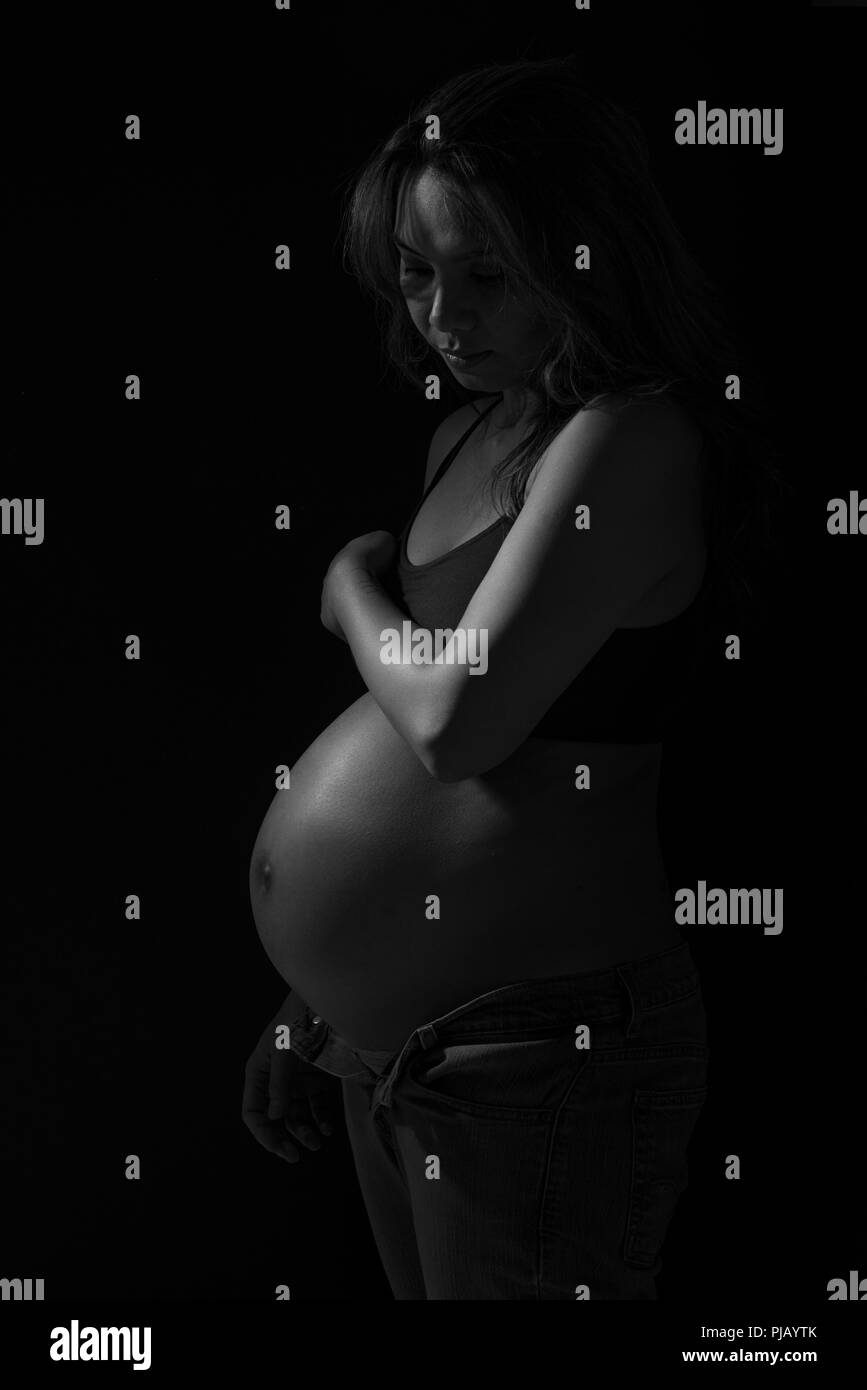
[442,348,492,368]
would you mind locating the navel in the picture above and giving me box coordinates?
[253,854,274,893]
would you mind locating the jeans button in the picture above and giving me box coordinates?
[311,1016,322,1025]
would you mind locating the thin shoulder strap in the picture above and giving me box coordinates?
[419,394,503,505]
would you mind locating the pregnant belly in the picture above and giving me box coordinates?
[249,692,678,1049]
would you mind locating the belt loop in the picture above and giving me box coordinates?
[615,964,640,1039]
[374,1022,439,1115]
[417,1022,439,1050]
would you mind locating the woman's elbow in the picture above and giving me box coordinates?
[417,734,466,782]
[424,749,470,783]
[422,725,514,782]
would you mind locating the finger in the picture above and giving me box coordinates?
[267,1091,289,1121]
[242,1063,278,1144]
[266,1052,301,1122]
[283,1104,322,1152]
[243,1108,302,1163]
[308,1091,336,1136]
[242,1065,302,1162]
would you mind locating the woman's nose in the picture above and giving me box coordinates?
[428,284,477,335]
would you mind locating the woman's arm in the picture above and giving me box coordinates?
[325,554,449,774]
[328,396,702,782]
[319,403,485,774]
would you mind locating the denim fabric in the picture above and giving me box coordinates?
[286,941,709,1300]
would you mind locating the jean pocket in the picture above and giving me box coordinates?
[405,1033,585,1120]
[623,1084,708,1270]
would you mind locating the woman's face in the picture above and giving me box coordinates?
[394,169,549,391]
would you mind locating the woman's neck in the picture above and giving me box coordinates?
[490,385,544,435]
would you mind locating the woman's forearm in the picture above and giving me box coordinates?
[328,558,455,768]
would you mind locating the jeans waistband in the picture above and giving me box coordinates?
[411,940,701,1041]
[288,940,702,1089]
[381,940,703,1110]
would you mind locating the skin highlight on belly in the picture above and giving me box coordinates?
[249,692,681,1050]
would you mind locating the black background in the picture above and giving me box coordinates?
[2,0,864,1307]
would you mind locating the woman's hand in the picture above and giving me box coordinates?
[329,529,398,580]
[242,1014,338,1165]
[320,530,398,642]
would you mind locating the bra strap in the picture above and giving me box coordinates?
[419,393,503,504]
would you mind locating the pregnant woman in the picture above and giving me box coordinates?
[242,57,777,1299]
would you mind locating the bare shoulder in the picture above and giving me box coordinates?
[527,392,704,498]
[422,399,489,490]
[569,392,701,453]
[578,394,707,584]
[629,393,703,458]
[606,394,705,506]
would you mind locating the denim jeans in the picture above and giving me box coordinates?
[286,941,709,1300]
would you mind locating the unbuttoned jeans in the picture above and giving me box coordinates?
[285,941,709,1300]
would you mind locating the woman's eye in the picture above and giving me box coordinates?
[400,264,504,284]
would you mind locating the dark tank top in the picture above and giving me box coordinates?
[393,394,710,743]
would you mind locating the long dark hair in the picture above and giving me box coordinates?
[339,55,786,620]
